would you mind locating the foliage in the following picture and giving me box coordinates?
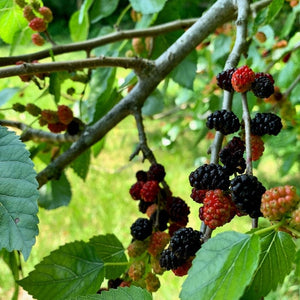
[0,0,300,299]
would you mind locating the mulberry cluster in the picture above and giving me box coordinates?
[160,227,203,276]
[129,163,190,232]
[19,1,54,47]
[39,105,84,135]
[206,110,240,135]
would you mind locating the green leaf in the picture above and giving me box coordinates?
[38,172,72,210]
[79,0,94,23]
[89,234,128,279]
[90,0,119,23]
[86,67,117,123]
[212,35,232,62]
[49,73,61,104]
[19,241,105,300]
[1,249,20,280]
[0,249,20,299]
[69,10,89,42]
[71,286,153,299]
[0,1,27,44]
[142,89,164,116]
[266,0,284,24]
[92,138,105,158]
[180,231,260,300]
[71,149,91,181]
[129,0,167,14]
[0,87,19,106]
[10,27,32,55]
[243,231,296,299]
[0,126,39,261]
[170,50,197,90]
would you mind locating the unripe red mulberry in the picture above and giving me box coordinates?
[48,122,67,133]
[57,105,74,125]
[31,33,45,46]
[148,231,170,257]
[261,186,299,221]
[38,6,53,23]
[140,180,160,202]
[128,260,145,281]
[41,109,59,124]
[231,65,255,93]
[29,17,47,32]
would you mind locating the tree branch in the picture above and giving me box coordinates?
[0,56,155,79]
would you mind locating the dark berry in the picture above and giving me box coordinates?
[169,227,203,260]
[206,110,240,135]
[250,113,282,136]
[159,249,186,270]
[189,163,230,190]
[67,117,84,135]
[108,278,123,289]
[216,68,236,92]
[136,170,148,182]
[230,174,266,218]
[148,163,166,182]
[190,188,208,204]
[251,76,274,98]
[150,209,169,231]
[130,218,153,241]
[166,197,190,226]
[138,200,154,213]
[219,146,246,176]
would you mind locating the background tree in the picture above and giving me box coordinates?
[0,0,300,299]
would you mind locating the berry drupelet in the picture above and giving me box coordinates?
[206,109,240,135]
[169,227,203,260]
[189,163,230,191]
[230,174,266,218]
[250,113,282,136]
[130,218,153,240]
[251,76,274,98]
[216,68,236,92]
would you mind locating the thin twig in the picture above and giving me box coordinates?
[131,106,156,164]
[241,93,253,175]
[0,119,79,143]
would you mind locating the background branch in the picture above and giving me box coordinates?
[0,19,199,67]
[0,57,155,79]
